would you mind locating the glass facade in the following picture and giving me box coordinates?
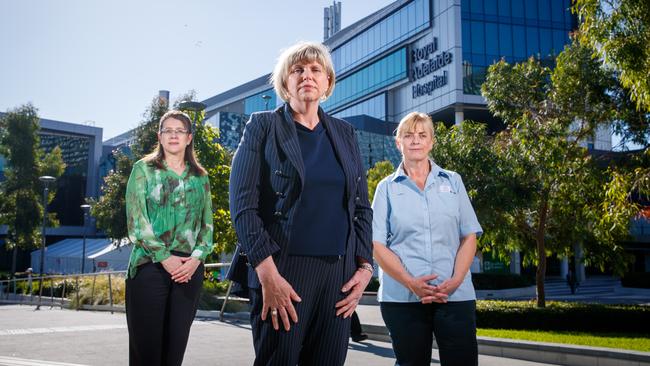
[40,134,90,226]
[333,94,401,169]
[334,93,386,121]
[323,47,408,112]
[462,0,575,94]
[215,112,248,151]
[331,0,430,75]
[244,89,277,115]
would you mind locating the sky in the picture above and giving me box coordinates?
[0,0,394,140]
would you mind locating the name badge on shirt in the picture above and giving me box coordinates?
[439,185,452,193]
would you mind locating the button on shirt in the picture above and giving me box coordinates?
[372,160,482,302]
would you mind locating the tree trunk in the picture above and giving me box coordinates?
[536,195,550,308]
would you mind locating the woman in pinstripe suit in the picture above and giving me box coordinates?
[229,41,374,366]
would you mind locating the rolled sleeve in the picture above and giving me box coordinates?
[456,175,483,238]
[371,179,390,245]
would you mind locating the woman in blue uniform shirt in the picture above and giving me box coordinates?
[372,112,482,366]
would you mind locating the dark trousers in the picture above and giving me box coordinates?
[351,311,363,336]
[380,300,478,366]
[125,261,204,366]
[250,255,351,366]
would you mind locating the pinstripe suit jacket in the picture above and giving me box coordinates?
[228,103,373,291]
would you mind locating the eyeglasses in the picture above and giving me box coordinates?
[160,128,189,136]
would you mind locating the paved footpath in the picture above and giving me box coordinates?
[0,304,557,366]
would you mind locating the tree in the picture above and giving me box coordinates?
[90,94,167,244]
[575,0,650,115]
[479,42,641,307]
[366,160,394,202]
[91,93,235,259]
[183,106,235,258]
[90,152,132,242]
[0,104,65,275]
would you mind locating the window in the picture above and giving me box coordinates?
[323,48,408,112]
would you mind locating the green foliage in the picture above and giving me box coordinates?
[0,104,66,252]
[91,95,166,244]
[479,43,641,307]
[366,160,394,203]
[89,152,132,242]
[68,274,126,309]
[476,300,650,334]
[197,279,249,312]
[575,0,650,115]
[131,95,168,158]
[471,273,534,290]
[186,107,235,257]
[92,92,235,258]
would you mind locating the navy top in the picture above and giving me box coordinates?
[288,121,348,256]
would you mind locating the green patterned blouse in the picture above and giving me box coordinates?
[126,159,213,278]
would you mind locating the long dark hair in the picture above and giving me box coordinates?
[143,110,207,176]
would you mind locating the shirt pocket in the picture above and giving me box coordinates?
[433,189,460,217]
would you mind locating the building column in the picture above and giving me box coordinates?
[560,256,569,279]
[454,110,464,126]
[509,251,521,274]
[574,242,586,283]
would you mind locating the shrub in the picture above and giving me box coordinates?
[472,273,534,290]
[621,272,650,289]
[12,277,75,297]
[198,280,249,313]
[477,300,650,334]
[69,274,126,309]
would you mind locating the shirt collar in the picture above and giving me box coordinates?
[391,158,442,183]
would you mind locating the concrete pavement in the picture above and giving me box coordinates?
[0,304,557,366]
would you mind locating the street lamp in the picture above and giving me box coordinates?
[80,204,91,274]
[36,175,56,310]
[261,94,272,110]
[178,101,207,134]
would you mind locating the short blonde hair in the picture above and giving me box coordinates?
[395,112,435,142]
[271,41,336,102]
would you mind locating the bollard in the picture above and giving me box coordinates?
[108,273,114,314]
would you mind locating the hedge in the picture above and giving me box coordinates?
[477,300,650,334]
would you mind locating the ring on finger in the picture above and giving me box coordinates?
[271,308,278,316]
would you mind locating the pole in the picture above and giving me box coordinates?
[36,184,49,309]
[36,176,55,310]
[80,204,91,274]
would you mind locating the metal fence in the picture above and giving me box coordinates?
[0,262,241,320]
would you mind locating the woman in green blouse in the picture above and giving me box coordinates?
[125,110,213,366]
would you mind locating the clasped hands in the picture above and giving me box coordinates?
[407,274,461,304]
[161,255,201,283]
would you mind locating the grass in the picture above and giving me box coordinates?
[477,328,650,352]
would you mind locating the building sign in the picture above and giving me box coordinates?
[411,38,453,98]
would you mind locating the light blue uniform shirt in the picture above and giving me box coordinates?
[372,160,483,302]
